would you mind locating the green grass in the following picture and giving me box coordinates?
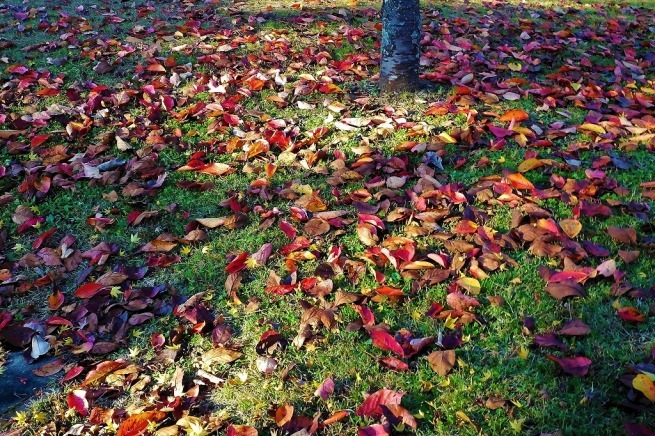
[1,0,654,434]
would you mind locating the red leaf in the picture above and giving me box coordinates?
[223,113,241,126]
[355,388,404,418]
[74,283,104,298]
[378,357,409,372]
[45,316,73,327]
[226,252,249,274]
[546,355,591,377]
[279,220,297,239]
[62,365,84,382]
[375,286,405,299]
[618,307,646,323]
[369,330,404,357]
[354,304,375,326]
[67,390,89,416]
[358,424,390,436]
[32,228,56,249]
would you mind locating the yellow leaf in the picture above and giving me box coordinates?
[578,123,606,135]
[510,419,525,433]
[633,374,655,402]
[443,315,458,330]
[457,277,481,295]
[456,411,477,430]
[508,62,522,71]
[438,132,457,143]
[517,345,529,359]
[291,184,313,195]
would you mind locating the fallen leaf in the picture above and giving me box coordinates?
[632,374,655,402]
[426,350,456,376]
[355,388,403,418]
[546,355,591,377]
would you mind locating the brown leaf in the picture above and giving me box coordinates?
[556,319,590,336]
[618,250,640,263]
[227,425,258,436]
[607,226,637,245]
[544,280,586,299]
[426,350,456,376]
[275,404,294,427]
[202,348,243,364]
[485,397,506,410]
[33,358,65,377]
[139,238,177,253]
[304,218,330,236]
[95,272,128,286]
[82,360,126,387]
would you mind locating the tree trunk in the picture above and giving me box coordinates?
[379,0,421,93]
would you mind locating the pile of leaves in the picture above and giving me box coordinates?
[0,0,654,434]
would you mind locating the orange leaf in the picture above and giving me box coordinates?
[146,63,166,73]
[275,404,294,427]
[499,109,529,122]
[506,173,535,190]
[117,411,166,436]
[517,158,544,173]
[560,219,582,238]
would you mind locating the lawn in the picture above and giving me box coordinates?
[0,0,654,434]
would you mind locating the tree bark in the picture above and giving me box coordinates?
[379,0,421,93]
